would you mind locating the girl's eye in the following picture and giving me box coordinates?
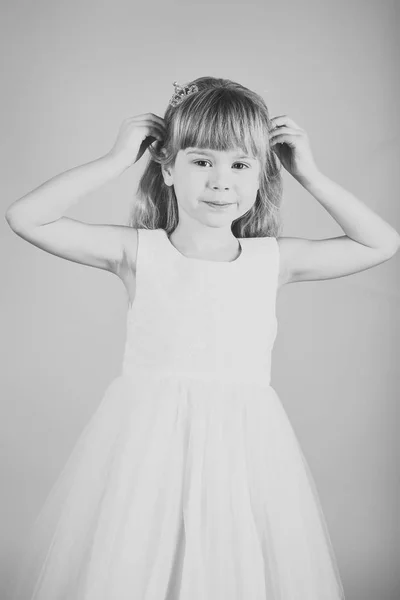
[193,160,248,170]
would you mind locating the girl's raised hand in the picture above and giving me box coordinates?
[107,113,166,168]
[269,115,320,182]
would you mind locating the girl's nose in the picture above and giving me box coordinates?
[211,183,230,190]
[210,172,231,190]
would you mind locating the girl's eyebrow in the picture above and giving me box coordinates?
[185,149,255,160]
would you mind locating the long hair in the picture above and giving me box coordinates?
[128,76,284,238]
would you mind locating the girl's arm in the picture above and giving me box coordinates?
[270,116,400,285]
[5,154,131,273]
[279,171,400,285]
[5,113,165,274]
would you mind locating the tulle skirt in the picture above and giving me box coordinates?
[8,371,345,600]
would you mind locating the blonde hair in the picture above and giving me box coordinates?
[128,76,284,238]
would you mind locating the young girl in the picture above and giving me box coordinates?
[5,76,399,600]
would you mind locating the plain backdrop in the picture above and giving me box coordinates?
[1,1,399,599]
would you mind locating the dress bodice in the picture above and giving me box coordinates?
[121,228,279,387]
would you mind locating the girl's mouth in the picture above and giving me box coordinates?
[204,201,233,209]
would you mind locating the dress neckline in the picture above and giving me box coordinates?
[162,229,244,265]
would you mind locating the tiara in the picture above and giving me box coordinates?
[169,81,199,107]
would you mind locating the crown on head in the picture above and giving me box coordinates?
[169,81,199,107]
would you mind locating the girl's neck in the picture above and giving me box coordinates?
[168,227,240,260]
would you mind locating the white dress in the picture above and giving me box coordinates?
[9,227,346,599]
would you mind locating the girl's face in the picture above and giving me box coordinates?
[162,147,261,225]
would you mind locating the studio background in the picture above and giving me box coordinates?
[1,1,399,599]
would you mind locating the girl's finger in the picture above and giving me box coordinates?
[270,132,303,145]
[270,127,301,138]
[130,114,166,129]
[271,115,303,130]
[152,123,166,137]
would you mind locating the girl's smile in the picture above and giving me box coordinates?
[203,200,235,208]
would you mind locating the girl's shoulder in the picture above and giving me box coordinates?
[273,236,291,289]
[111,226,138,307]
[116,226,163,273]
[116,226,139,275]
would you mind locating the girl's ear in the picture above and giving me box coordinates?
[160,148,175,186]
[161,162,174,187]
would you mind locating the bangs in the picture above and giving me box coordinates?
[170,88,268,163]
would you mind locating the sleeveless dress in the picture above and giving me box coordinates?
[9,228,346,600]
